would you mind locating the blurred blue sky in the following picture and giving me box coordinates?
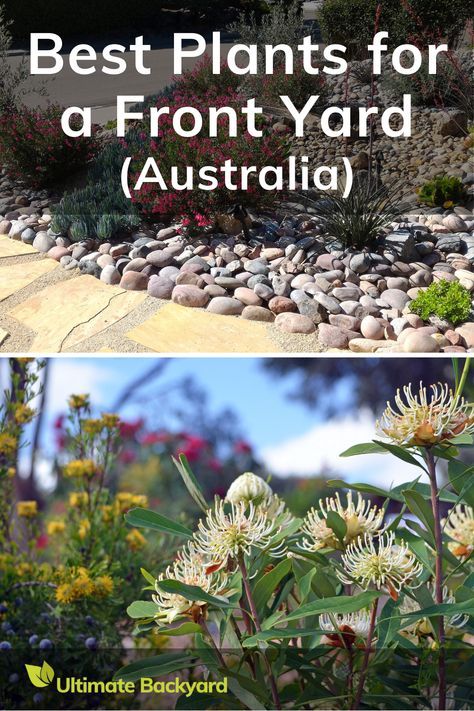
[12,357,423,488]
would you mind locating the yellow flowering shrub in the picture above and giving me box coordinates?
[78,519,91,540]
[68,394,90,410]
[126,529,146,551]
[16,500,38,518]
[47,519,66,535]
[0,433,18,458]
[69,491,89,508]
[63,459,97,479]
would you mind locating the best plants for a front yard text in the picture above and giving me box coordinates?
[120,361,474,710]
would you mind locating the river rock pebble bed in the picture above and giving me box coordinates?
[1,179,473,353]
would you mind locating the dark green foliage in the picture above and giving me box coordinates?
[313,179,408,249]
[418,175,467,207]
[410,280,472,326]
[317,0,472,60]
[4,0,269,38]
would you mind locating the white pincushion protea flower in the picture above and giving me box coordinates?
[443,504,474,558]
[376,382,474,447]
[152,542,227,624]
[226,472,293,526]
[226,472,273,505]
[338,532,423,600]
[319,610,372,647]
[299,492,385,552]
[193,498,279,570]
[400,585,468,637]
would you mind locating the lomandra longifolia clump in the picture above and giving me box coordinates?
[122,360,473,710]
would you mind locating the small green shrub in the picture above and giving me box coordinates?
[418,175,467,208]
[228,0,305,62]
[410,280,472,325]
[247,59,329,110]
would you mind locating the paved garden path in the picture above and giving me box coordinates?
[0,238,328,353]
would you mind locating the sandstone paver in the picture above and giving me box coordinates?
[0,235,37,257]
[8,275,147,352]
[126,302,283,353]
[0,260,58,301]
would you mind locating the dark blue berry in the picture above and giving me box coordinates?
[0,604,7,613]
[29,634,39,646]
[85,615,95,626]
[0,641,12,651]
[14,597,23,607]
[39,613,51,622]
[85,637,98,651]
[9,673,19,683]
[33,692,44,704]
[39,638,53,651]
[1,621,12,632]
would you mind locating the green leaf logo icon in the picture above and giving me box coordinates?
[25,661,55,687]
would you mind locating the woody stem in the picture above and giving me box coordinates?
[424,448,446,711]
[352,598,378,710]
[198,616,227,671]
[238,556,282,710]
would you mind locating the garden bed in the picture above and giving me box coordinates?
[1,175,473,353]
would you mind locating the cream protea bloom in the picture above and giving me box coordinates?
[376,382,474,447]
[299,492,385,552]
[226,472,273,505]
[319,610,372,647]
[338,532,423,599]
[443,504,474,558]
[152,542,227,624]
[400,585,468,638]
[226,472,293,526]
[193,498,279,569]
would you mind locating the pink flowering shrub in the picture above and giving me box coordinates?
[175,55,242,96]
[0,105,99,187]
[124,87,289,228]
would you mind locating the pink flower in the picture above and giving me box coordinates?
[234,440,253,455]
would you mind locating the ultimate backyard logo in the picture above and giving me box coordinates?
[25,660,228,697]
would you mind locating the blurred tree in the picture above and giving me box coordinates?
[262,359,466,414]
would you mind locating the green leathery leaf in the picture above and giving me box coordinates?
[172,454,208,512]
[277,591,382,625]
[125,508,192,539]
[114,652,196,682]
[126,601,158,619]
[157,579,233,609]
[326,510,347,544]
[253,558,292,614]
